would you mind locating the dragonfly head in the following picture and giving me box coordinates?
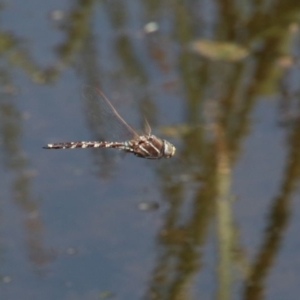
[163,140,176,158]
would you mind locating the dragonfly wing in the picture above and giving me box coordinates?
[82,86,139,141]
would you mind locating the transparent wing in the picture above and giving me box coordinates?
[82,86,139,142]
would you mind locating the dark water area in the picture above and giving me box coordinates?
[0,0,300,299]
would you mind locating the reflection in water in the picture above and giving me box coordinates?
[1,0,300,298]
[0,98,55,274]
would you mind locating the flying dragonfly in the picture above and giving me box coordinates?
[43,87,176,159]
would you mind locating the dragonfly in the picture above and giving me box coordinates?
[43,87,176,159]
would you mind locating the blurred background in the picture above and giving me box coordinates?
[0,0,300,299]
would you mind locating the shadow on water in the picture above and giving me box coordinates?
[0,0,300,299]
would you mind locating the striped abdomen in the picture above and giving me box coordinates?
[43,141,124,150]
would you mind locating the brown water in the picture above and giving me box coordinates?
[0,0,299,299]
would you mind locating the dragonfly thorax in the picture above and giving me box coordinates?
[128,135,175,159]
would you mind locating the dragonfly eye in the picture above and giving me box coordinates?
[163,140,176,158]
